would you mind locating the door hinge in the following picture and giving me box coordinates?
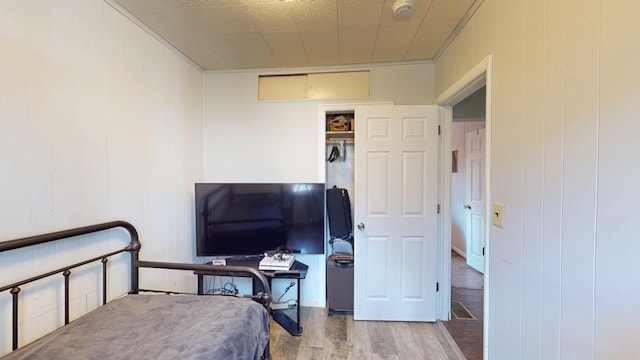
[482,247,485,256]
[437,204,440,214]
[436,282,440,292]
[438,125,441,135]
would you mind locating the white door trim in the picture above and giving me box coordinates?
[434,55,493,359]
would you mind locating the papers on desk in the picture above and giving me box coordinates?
[259,254,295,270]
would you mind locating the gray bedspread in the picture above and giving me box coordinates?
[3,294,269,360]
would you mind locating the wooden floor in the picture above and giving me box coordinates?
[269,307,463,360]
[442,252,484,360]
[268,252,482,360]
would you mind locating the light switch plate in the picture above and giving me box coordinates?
[492,202,504,228]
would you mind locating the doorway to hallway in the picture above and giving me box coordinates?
[434,56,492,359]
[447,86,486,359]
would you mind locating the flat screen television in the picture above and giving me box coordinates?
[195,183,325,256]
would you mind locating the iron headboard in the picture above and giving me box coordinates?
[0,221,271,352]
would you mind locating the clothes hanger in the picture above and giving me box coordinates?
[327,146,339,162]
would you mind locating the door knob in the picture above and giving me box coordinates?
[357,222,365,230]
[464,204,471,210]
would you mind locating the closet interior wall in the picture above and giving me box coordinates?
[325,112,355,254]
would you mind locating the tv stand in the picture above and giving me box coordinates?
[196,258,308,336]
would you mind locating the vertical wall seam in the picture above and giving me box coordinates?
[539,0,548,357]
[101,3,112,222]
[519,1,527,358]
[50,1,58,230]
[558,1,566,358]
[26,1,35,233]
[490,2,499,354]
[591,1,601,358]
[74,1,81,227]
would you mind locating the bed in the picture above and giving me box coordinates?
[200,184,288,254]
[0,221,272,360]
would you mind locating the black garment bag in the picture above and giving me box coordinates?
[326,186,353,241]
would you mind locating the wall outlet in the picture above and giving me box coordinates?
[492,202,504,228]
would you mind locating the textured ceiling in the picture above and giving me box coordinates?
[110,0,479,71]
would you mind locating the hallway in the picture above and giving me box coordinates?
[444,252,484,360]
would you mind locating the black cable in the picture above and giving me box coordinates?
[223,282,239,296]
[206,276,240,296]
[276,281,296,304]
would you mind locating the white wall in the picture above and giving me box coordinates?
[0,0,203,354]
[203,62,435,306]
[436,0,640,358]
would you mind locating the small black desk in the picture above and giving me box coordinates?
[196,258,308,336]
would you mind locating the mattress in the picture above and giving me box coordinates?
[2,294,270,360]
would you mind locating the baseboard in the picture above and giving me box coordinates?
[451,246,466,258]
[437,321,467,360]
[300,298,324,308]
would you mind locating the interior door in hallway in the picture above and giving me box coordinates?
[464,128,485,273]
[353,105,438,321]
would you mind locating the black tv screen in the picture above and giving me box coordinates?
[195,183,326,256]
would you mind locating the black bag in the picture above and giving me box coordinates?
[326,186,353,241]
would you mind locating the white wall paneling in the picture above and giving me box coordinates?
[435,0,640,358]
[0,0,203,354]
[596,1,640,358]
[520,0,545,357]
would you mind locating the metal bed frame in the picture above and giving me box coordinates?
[0,220,272,358]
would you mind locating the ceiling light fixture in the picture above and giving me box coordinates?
[392,0,414,18]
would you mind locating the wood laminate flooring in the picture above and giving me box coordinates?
[268,252,482,360]
[269,307,463,360]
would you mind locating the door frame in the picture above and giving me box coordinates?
[434,55,493,358]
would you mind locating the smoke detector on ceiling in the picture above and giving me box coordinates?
[392,0,414,18]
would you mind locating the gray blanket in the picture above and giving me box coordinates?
[3,294,269,360]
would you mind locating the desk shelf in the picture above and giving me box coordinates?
[196,258,307,336]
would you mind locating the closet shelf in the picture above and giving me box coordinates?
[326,131,354,141]
[327,139,354,145]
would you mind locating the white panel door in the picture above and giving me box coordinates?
[465,129,485,273]
[353,105,438,321]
